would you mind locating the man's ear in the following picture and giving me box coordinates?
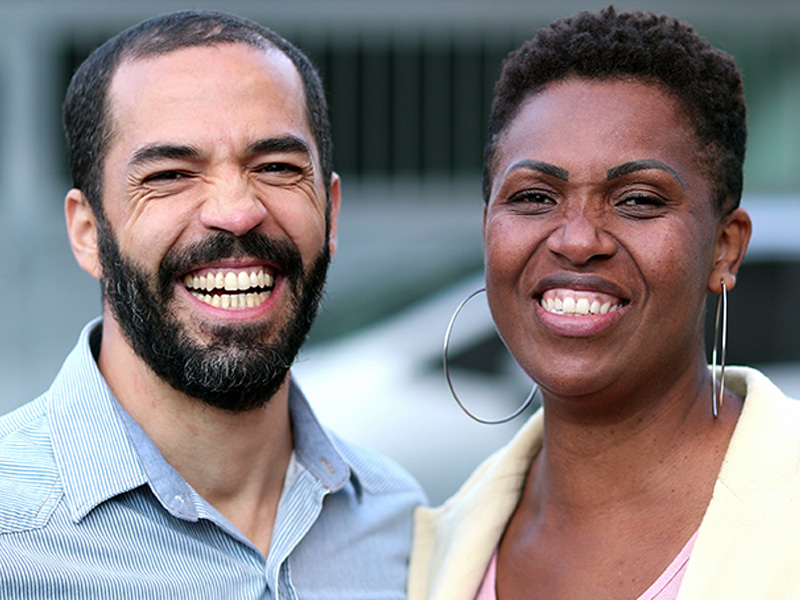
[65,189,102,280]
[707,207,752,293]
[327,172,342,259]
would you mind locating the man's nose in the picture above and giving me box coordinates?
[198,175,268,237]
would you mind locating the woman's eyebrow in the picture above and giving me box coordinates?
[607,159,685,189]
[506,159,569,181]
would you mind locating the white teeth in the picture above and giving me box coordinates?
[185,268,274,310]
[191,289,272,310]
[185,269,273,293]
[540,295,622,316]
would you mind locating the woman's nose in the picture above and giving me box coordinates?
[545,209,617,265]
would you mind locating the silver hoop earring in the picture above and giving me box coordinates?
[443,288,538,425]
[711,280,728,419]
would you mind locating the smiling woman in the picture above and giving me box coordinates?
[485,77,726,402]
[409,7,800,600]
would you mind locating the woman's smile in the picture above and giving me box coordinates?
[484,76,719,397]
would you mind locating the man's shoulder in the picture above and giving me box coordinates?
[0,395,63,533]
[326,428,427,501]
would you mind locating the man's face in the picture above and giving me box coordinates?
[93,43,338,411]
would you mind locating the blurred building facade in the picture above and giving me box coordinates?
[1,0,798,501]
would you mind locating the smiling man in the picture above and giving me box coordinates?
[0,10,424,598]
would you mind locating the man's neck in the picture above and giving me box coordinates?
[97,316,293,556]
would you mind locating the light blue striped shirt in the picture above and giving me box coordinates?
[0,320,425,599]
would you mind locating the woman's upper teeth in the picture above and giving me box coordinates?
[540,288,623,316]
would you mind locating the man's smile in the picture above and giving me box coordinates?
[183,266,276,310]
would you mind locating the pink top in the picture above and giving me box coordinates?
[475,531,698,600]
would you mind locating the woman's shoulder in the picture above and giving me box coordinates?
[409,409,544,600]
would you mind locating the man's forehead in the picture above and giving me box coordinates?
[110,42,300,95]
[105,43,315,154]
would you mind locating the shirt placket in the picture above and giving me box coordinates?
[264,469,330,599]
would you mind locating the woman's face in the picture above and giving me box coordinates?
[484,77,726,404]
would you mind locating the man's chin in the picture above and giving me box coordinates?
[180,378,286,414]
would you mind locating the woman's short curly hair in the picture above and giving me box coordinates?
[483,6,746,215]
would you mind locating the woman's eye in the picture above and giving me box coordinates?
[509,190,555,204]
[616,194,669,217]
[619,194,665,206]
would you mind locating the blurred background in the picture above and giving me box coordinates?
[0,0,798,504]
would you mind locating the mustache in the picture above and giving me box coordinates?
[156,231,305,297]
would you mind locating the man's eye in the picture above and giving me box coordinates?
[257,162,302,174]
[142,170,189,183]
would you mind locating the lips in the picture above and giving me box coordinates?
[540,288,623,316]
[182,266,276,310]
[534,274,628,317]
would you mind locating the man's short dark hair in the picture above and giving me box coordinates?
[483,6,746,215]
[63,10,333,217]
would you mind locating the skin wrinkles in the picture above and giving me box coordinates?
[120,141,321,256]
[103,46,329,261]
[127,136,315,185]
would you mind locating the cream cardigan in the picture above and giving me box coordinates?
[409,367,800,599]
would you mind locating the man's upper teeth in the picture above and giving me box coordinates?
[183,269,274,293]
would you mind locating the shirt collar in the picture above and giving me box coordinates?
[287,378,353,493]
[48,319,358,523]
[48,319,149,522]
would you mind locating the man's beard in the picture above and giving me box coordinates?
[95,219,330,413]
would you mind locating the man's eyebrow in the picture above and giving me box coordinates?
[607,159,685,189]
[506,159,569,181]
[127,136,313,170]
[129,144,202,169]
[248,136,312,157]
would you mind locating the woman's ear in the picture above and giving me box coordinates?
[708,207,752,293]
[65,189,102,280]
